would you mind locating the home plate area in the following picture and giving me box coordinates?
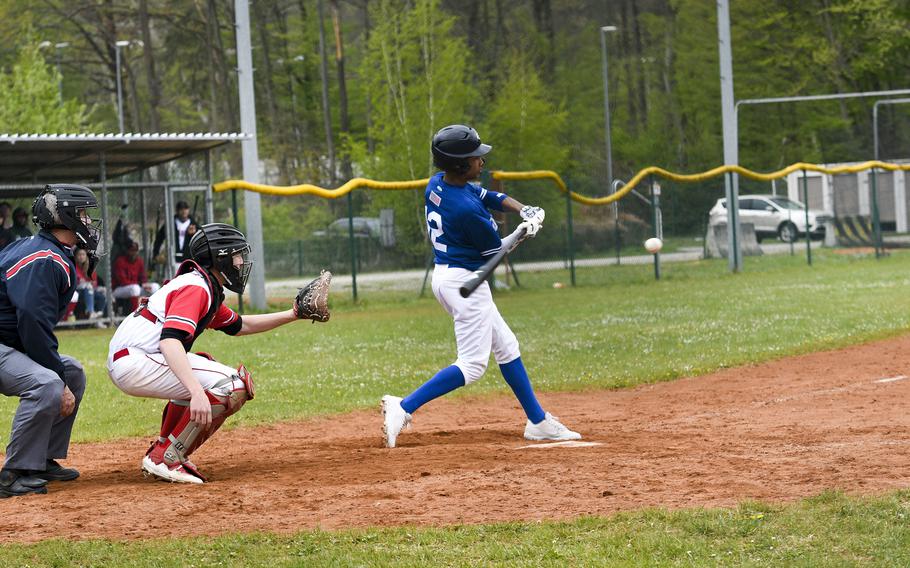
[516,441,604,449]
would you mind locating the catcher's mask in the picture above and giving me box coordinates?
[188,223,252,294]
[431,124,492,174]
[32,184,104,273]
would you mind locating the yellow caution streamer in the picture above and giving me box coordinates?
[214,160,910,206]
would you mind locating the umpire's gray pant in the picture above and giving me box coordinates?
[0,344,86,471]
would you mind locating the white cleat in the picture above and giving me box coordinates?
[381,395,412,448]
[524,412,582,441]
[141,456,204,484]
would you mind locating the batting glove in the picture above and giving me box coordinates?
[518,206,545,238]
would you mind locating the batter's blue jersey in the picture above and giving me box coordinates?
[425,172,508,270]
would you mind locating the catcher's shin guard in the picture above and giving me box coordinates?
[147,365,255,473]
[157,401,185,441]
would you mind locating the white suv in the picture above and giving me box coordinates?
[708,195,831,243]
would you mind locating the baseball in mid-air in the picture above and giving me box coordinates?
[644,237,663,254]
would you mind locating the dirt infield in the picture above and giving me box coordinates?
[4,334,910,544]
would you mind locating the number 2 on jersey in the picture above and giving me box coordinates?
[427,210,447,252]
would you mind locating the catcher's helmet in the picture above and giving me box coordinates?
[32,184,103,257]
[431,124,492,173]
[188,223,252,294]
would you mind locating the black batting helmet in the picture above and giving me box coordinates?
[431,124,492,173]
[188,223,253,294]
[32,184,103,257]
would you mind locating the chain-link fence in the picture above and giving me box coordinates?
[64,183,215,326]
[254,163,910,305]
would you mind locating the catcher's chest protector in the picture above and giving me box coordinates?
[175,260,225,351]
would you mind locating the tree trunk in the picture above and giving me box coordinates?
[273,2,306,176]
[331,0,353,182]
[138,0,162,133]
[619,0,639,133]
[631,0,648,131]
[193,1,218,131]
[531,0,555,77]
[662,21,685,164]
[316,0,336,185]
[206,0,238,134]
[363,0,374,155]
[254,0,291,184]
[818,0,856,136]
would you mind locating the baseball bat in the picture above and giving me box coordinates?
[459,226,527,298]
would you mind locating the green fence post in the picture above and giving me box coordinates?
[801,169,812,266]
[787,205,795,256]
[870,168,883,258]
[565,184,576,286]
[650,176,661,280]
[297,240,304,276]
[613,200,621,265]
[347,191,358,302]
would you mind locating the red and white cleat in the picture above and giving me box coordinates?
[141,455,206,484]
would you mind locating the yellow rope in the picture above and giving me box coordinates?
[213,177,428,198]
[213,161,910,205]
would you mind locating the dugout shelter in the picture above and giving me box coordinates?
[0,132,248,327]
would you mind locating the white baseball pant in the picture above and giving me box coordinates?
[107,349,237,400]
[432,264,520,384]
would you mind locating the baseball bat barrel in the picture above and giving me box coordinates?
[459,227,527,298]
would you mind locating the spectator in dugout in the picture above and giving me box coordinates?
[180,222,198,261]
[112,240,159,313]
[0,202,13,250]
[9,207,33,242]
[0,201,12,230]
[153,200,196,271]
[74,247,106,320]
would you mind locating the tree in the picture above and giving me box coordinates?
[0,39,94,132]
[481,52,569,249]
[482,53,569,174]
[351,0,479,258]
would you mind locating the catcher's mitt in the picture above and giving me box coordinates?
[294,270,332,323]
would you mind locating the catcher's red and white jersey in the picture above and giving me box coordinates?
[108,269,238,358]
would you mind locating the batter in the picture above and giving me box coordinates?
[381,124,582,448]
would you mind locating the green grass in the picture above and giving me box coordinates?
[4,249,910,443]
[3,490,910,566]
[3,250,910,563]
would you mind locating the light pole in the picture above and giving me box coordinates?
[114,40,143,132]
[114,40,130,133]
[600,25,619,261]
[53,42,69,99]
[38,41,69,99]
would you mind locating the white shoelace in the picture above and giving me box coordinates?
[546,414,569,432]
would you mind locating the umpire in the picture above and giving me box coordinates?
[0,185,102,498]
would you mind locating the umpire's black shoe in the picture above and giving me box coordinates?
[34,459,80,482]
[0,468,48,498]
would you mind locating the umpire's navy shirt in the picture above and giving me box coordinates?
[0,230,77,380]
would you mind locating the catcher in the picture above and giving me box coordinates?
[106,222,330,484]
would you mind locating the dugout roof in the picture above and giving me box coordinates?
[0,132,248,194]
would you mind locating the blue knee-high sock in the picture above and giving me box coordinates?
[401,365,465,414]
[499,357,546,424]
